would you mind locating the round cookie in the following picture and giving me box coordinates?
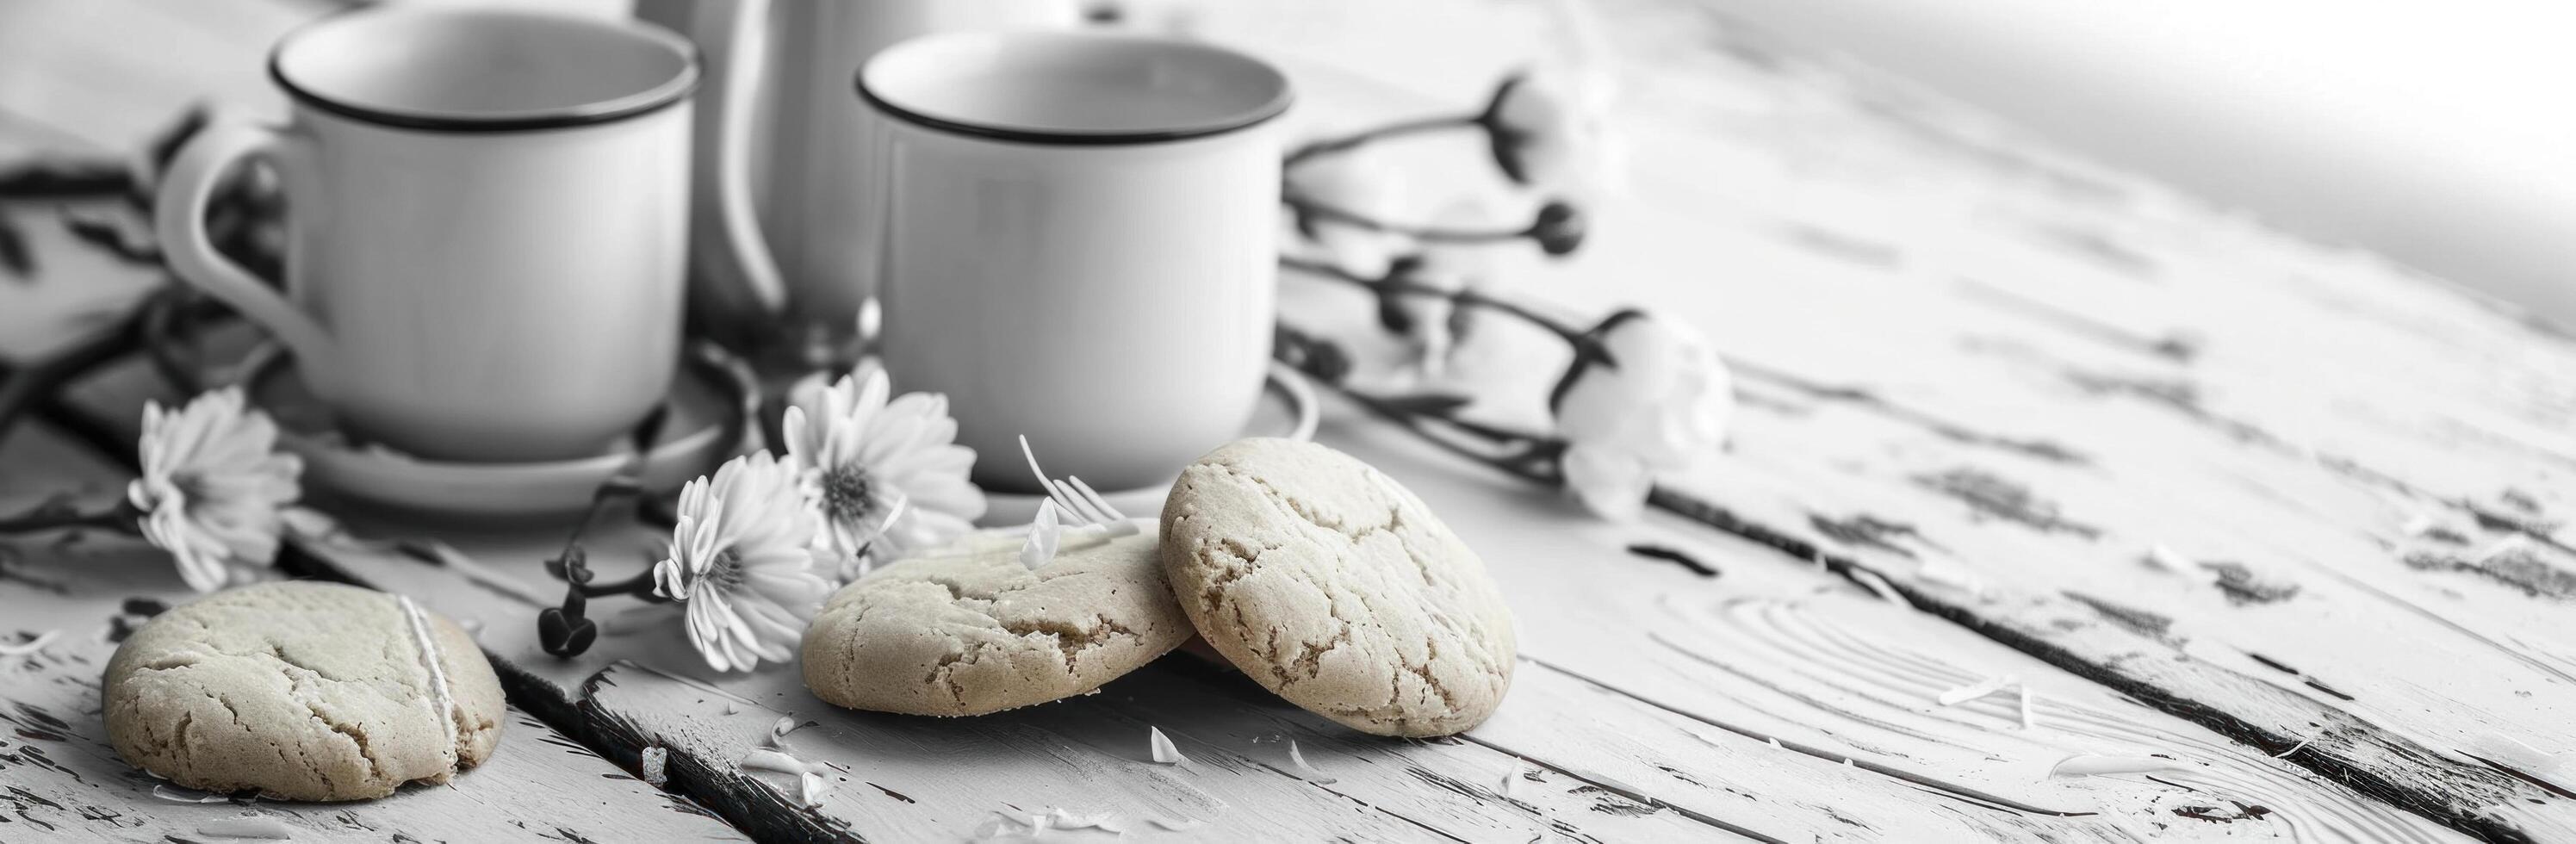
[1161,438,1516,736]
[802,527,1193,716]
[104,580,505,801]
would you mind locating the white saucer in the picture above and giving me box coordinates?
[977,362,1320,526]
[229,343,754,519]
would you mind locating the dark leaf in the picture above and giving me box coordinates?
[537,606,570,646]
[60,209,159,264]
[1377,393,1475,416]
[146,104,211,176]
[562,617,598,655]
[537,606,599,657]
[0,211,31,277]
[0,159,130,199]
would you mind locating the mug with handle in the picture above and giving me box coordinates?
[860,31,1294,493]
[157,7,698,463]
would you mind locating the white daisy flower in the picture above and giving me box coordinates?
[125,388,301,593]
[781,361,984,578]
[653,451,835,673]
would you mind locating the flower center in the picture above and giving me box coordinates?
[161,471,206,512]
[820,466,876,524]
[708,548,748,593]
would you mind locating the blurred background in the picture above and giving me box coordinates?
[1710,0,2576,332]
[4,0,2568,331]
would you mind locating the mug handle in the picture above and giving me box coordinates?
[153,122,335,374]
[693,0,789,327]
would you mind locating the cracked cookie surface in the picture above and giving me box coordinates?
[803,527,1190,717]
[1161,438,1516,736]
[103,580,505,801]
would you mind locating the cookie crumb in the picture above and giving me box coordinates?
[639,746,669,786]
[1020,500,1063,570]
[740,748,828,805]
[1149,726,1188,765]
[197,815,296,840]
[152,784,233,804]
[1046,807,1122,832]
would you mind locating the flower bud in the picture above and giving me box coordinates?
[1286,147,1411,281]
[1480,69,1617,200]
[1530,201,1586,257]
[1549,311,1732,520]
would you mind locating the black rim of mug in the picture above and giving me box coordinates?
[853,38,1292,146]
[266,8,702,134]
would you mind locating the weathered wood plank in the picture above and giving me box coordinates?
[1218,0,2576,838]
[1325,415,2472,843]
[0,438,748,843]
[314,523,2106,843]
[282,407,2462,843]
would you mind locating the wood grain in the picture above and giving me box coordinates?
[311,524,2166,843]
[1221,0,2576,838]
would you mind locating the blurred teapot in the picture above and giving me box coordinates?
[634,0,1078,351]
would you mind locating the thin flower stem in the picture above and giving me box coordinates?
[574,568,661,599]
[1283,196,1533,244]
[1285,114,1484,166]
[29,401,138,474]
[1279,256,1588,344]
[1437,413,1548,446]
[1324,381,1566,486]
[0,158,133,199]
[0,500,133,534]
[551,407,671,573]
[1336,387,1529,475]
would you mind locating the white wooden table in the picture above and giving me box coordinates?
[2,0,2570,841]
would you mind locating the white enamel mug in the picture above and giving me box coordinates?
[860,32,1292,492]
[157,8,697,463]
